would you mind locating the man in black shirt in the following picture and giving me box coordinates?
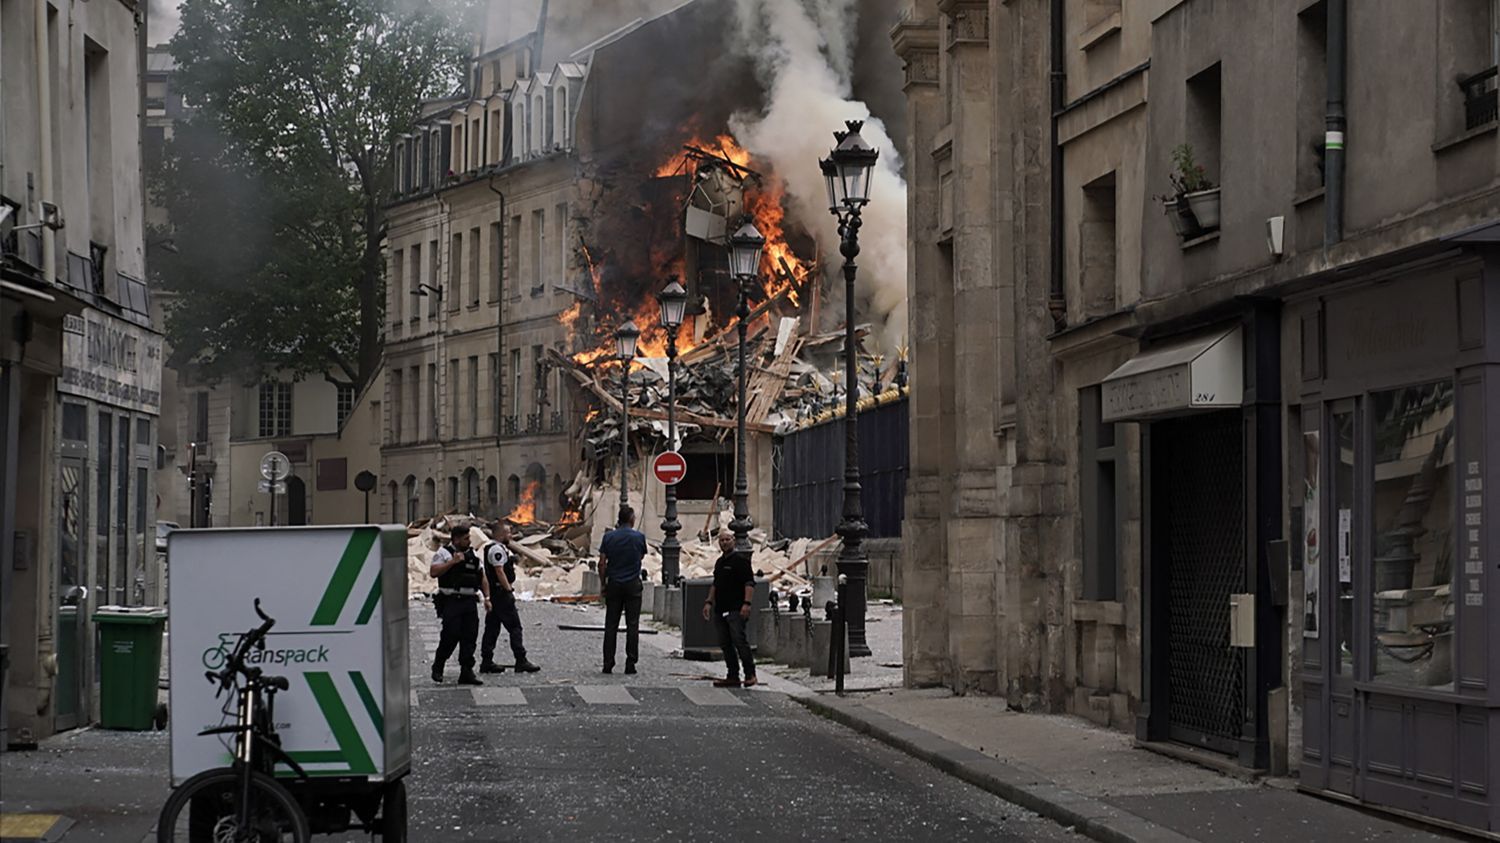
[598,506,647,674]
[703,529,756,687]
[429,519,491,686]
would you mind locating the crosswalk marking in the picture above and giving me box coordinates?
[574,685,639,705]
[472,687,527,706]
[681,686,747,707]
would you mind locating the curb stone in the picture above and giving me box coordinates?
[793,694,1197,843]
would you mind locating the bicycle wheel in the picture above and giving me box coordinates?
[158,767,310,843]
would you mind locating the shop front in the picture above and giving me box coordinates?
[1295,242,1500,833]
[1103,307,1285,770]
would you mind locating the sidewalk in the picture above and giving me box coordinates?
[793,688,1470,843]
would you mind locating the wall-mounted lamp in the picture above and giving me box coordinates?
[412,283,444,300]
[1266,216,1286,259]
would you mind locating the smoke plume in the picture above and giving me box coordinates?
[727,0,907,359]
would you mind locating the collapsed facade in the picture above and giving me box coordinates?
[895,0,1500,833]
[381,0,893,549]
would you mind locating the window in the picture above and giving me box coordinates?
[447,476,459,510]
[62,403,88,442]
[468,356,479,437]
[391,249,405,327]
[420,132,431,190]
[510,348,522,417]
[449,358,460,439]
[1185,62,1223,195]
[408,245,421,323]
[1296,3,1328,192]
[405,476,418,522]
[427,363,439,440]
[408,366,419,442]
[449,232,462,313]
[555,205,567,288]
[677,452,734,500]
[390,369,404,443]
[427,239,439,318]
[337,383,356,427]
[1370,381,1455,689]
[532,344,546,417]
[487,476,499,516]
[136,418,152,447]
[193,392,210,443]
[454,122,465,173]
[508,216,522,298]
[489,352,501,435]
[389,481,400,522]
[532,209,545,294]
[1441,0,1500,135]
[1080,387,1123,601]
[489,221,503,302]
[258,382,292,438]
[1079,173,1117,317]
[556,87,570,147]
[471,118,481,168]
[469,227,481,306]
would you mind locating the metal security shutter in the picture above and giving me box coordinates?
[1155,410,1246,753]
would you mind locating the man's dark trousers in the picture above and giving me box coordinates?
[482,592,526,665]
[714,611,755,681]
[602,578,642,670]
[434,595,479,673]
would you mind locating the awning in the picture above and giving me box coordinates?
[1101,326,1243,422]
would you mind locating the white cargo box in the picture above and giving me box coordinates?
[168,526,410,785]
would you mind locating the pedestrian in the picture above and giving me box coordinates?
[480,522,540,674]
[598,505,646,674]
[703,529,757,688]
[429,518,490,686]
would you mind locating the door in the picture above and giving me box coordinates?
[1322,401,1359,794]
[55,457,87,731]
[1153,411,1246,754]
[286,476,307,526]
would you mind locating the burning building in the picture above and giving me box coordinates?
[380,0,907,548]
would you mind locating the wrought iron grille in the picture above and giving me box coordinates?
[1461,66,1498,131]
[550,410,566,433]
[1156,411,1246,749]
[502,415,518,436]
[525,412,542,434]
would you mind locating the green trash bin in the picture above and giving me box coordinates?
[92,606,167,730]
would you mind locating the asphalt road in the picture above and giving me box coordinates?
[0,600,1077,842]
[396,599,1077,842]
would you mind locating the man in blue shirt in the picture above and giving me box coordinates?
[598,506,647,674]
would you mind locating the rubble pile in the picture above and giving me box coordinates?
[403,504,834,603]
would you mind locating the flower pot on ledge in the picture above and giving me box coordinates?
[1184,187,1221,232]
[1163,198,1203,239]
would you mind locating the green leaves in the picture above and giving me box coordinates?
[154,0,478,387]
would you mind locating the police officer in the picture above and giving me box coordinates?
[480,522,541,674]
[429,518,490,685]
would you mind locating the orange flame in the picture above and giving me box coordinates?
[505,480,541,524]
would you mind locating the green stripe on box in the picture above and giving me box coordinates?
[350,671,384,734]
[304,672,376,775]
[286,750,346,763]
[355,572,382,626]
[311,528,378,626]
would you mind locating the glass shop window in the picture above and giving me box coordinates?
[1370,380,1455,689]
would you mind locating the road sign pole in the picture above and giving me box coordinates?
[270,483,278,527]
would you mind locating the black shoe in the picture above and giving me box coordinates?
[457,672,484,686]
[602,665,613,674]
[624,663,637,675]
[479,662,506,674]
[431,665,444,684]
[514,660,540,673]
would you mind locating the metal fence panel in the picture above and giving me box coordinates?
[773,399,908,539]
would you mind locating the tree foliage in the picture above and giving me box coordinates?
[154,0,477,387]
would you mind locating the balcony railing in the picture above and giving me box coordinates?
[550,410,566,433]
[502,415,518,436]
[525,412,543,434]
[1461,66,1498,131]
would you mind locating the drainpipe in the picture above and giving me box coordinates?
[1047,0,1067,328]
[487,178,506,469]
[1324,0,1346,246]
[36,0,55,281]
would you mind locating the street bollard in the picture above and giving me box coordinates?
[829,573,848,695]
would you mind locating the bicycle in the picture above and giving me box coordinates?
[157,599,311,842]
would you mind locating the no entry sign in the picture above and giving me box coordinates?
[652,451,687,486]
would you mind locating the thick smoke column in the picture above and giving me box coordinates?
[727,0,907,358]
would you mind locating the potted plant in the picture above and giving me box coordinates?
[1169,143,1219,232]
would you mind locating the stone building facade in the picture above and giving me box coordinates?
[896,0,1500,832]
[382,23,581,525]
[2,0,156,745]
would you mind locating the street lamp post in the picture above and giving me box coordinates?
[820,120,879,658]
[726,220,765,554]
[657,279,688,585]
[615,321,640,525]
